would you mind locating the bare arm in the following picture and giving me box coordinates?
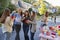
[29,20,36,25]
[21,17,25,21]
[0,17,5,23]
[29,15,37,25]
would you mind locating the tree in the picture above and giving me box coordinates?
[0,0,10,17]
[8,2,16,13]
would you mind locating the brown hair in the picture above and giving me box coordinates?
[31,11,36,21]
[32,11,36,16]
[45,11,48,17]
[0,8,10,23]
[24,10,30,17]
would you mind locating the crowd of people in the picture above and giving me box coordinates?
[0,8,37,40]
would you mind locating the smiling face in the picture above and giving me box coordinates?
[17,8,22,14]
[25,12,29,16]
[24,10,29,17]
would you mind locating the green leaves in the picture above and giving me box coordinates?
[0,0,10,9]
[0,0,10,17]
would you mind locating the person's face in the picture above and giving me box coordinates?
[17,8,22,14]
[25,12,29,16]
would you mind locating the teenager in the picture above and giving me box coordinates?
[30,11,36,40]
[14,8,23,40]
[0,8,14,40]
[22,10,30,40]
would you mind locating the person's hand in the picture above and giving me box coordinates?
[27,20,32,23]
[25,20,31,24]
[21,17,25,21]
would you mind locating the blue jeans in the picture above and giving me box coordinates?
[12,24,15,31]
[15,24,21,40]
[5,32,11,40]
[30,31,35,40]
[23,23,29,40]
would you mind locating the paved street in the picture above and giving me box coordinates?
[0,21,40,40]
[0,17,60,40]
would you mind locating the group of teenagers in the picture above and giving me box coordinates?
[0,7,37,40]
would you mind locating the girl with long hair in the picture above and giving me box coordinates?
[0,8,14,40]
[22,10,30,40]
[30,11,36,40]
